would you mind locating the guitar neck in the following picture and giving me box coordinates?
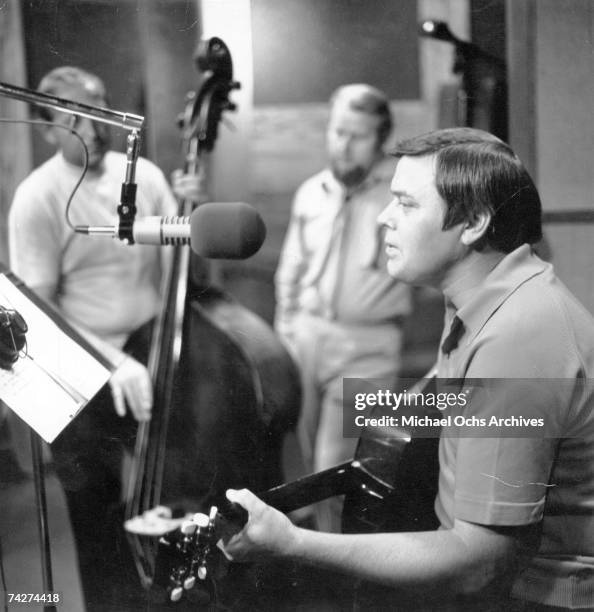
[259,461,355,513]
[217,458,396,528]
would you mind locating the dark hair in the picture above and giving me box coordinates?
[35,66,106,121]
[391,127,542,252]
[330,84,394,145]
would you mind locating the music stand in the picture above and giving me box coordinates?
[0,269,113,611]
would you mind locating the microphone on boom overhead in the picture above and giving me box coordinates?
[74,201,266,260]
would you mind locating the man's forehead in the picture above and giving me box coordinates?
[390,154,437,192]
[330,99,379,122]
[58,78,105,101]
[82,77,104,96]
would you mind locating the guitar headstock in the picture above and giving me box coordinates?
[152,501,248,603]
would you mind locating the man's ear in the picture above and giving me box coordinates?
[461,211,492,247]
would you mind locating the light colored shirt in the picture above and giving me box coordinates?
[436,244,594,609]
[274,157,411,339]
[9,151,178,348]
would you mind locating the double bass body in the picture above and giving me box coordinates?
[163,281,301,511]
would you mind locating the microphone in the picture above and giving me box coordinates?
[75,201,266,259]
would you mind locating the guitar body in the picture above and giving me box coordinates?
[342,434,440,611]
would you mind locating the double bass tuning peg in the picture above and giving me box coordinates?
[221,101,237,113]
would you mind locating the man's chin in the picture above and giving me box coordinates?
[87,152,107,170]
[386,261,408,282]
[331,165,368,188]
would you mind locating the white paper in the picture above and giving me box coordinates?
[0,274,112,443]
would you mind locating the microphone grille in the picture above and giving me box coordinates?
[190,202,266,259]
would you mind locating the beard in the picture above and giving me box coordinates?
[330,163,370,189]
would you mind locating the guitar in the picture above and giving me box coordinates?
[151,393,440,606]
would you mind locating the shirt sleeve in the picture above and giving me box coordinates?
[8,182,63,292]
[444,322,570,527]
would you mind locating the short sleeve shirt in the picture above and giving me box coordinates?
[436,245,594,608]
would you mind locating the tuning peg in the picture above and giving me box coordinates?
[192,513,210,527]
[183,575,196,590]
[170,585,184,602]
[231,81,241,90]
[181,520,197,536]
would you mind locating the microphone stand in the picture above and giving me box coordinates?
[117,130,141,244]
[30,431,56,612]
[0,80,145,607]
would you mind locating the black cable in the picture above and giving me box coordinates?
[0,535,9,612]
[0,117,89,230]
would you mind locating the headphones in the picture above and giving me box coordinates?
[0,306,28,370]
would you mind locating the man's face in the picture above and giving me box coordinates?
[326,99,382,187]
[46,80,110,169]
[378,155,466,288]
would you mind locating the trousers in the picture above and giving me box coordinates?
[290,312,403,532]
[51,322,152,611]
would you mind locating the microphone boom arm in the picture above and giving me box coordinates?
[0,80,145,242]
[0,81,144,131]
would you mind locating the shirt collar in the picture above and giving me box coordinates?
[451,244,550,344]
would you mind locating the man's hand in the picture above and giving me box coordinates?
[217,489,300,562]
[171,168,209,204]
[109,356,152,422]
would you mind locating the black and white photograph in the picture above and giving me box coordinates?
[0,1,592,611]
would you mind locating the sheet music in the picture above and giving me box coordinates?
[0,273,112,443]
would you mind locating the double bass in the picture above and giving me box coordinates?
[123,36,301,596]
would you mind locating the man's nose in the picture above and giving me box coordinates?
[377,201,396,229]
[337,134,353,152]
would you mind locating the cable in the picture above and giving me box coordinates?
[0,535,8,612]
[0,117,89,230]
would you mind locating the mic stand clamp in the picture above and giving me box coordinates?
[117,129,141,244]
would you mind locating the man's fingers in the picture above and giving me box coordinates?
[110,385,126,417]
[125,386,152,422]
[226,488,263,515]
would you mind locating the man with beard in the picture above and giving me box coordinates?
[274,84,412,533]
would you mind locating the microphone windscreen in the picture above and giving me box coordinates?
[190,202,266,259]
